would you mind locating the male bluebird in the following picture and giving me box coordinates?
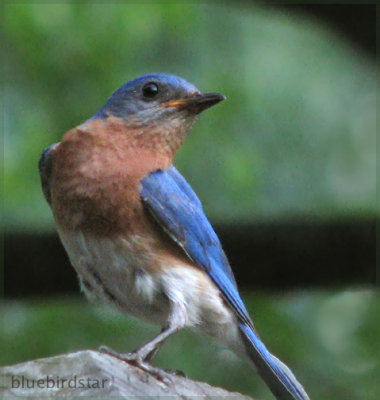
[39,73,310,400]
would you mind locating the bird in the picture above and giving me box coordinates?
[39,73,310,400]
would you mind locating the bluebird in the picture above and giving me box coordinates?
[39,73,310,400]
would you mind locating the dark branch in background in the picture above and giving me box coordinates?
[288,5,376,58]
[4,218,375,298]
[257,4,375,59]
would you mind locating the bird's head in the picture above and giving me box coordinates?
[94,73,225,128]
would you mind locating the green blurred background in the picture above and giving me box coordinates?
[2,2,377,400]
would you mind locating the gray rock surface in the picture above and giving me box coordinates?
[0,350,253,399]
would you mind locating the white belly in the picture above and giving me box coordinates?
[57,229,245,354]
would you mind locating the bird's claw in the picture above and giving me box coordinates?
[99,345,143,364]
[99,345,173,384]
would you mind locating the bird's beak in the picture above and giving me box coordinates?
[165,92,226,113]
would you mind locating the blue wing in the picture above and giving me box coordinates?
[140,166,253,327]
[140,166,311,400]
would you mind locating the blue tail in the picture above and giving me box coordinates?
[239,322,310,400]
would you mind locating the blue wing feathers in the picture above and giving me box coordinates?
[140,167,310,400]
[166,167,202,209]
[240,323,310,400]
[140,166,252,327]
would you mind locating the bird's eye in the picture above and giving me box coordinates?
[142,82,159,98]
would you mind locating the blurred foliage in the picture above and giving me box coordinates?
[1,290,378,400]
[3,2,376,231]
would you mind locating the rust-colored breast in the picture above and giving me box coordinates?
[50,117,173,237]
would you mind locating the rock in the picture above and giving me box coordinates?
[0,350,253,399]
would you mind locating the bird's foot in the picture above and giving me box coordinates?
[99,345,173,384]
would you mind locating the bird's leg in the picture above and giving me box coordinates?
[99,324,181,383]
[100,299,188,382]
[139,326,167,363]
